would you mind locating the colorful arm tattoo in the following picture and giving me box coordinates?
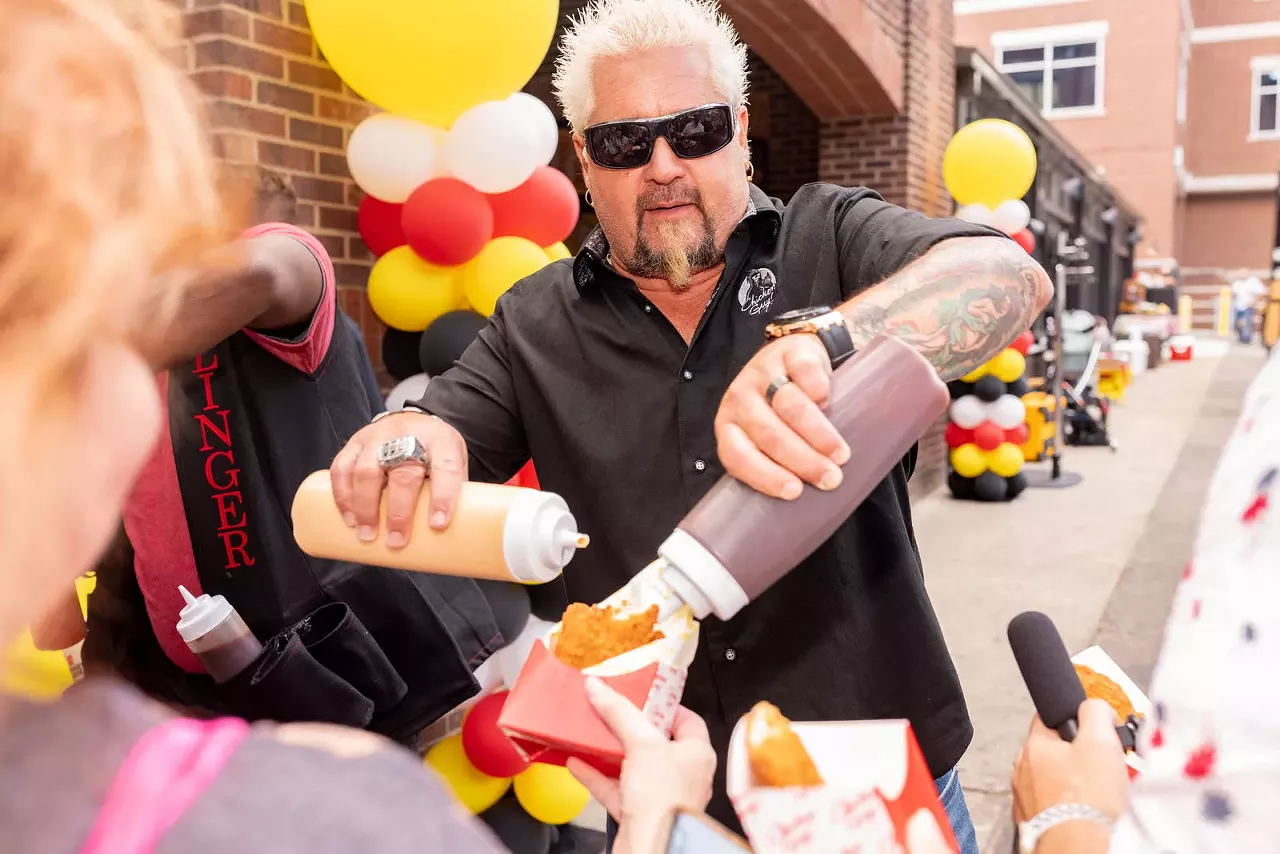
[838,237,1053,381]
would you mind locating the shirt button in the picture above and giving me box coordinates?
[724,648,737,661]
[682,370,694,381]
[644,304,653,313]
[694,459,707,472]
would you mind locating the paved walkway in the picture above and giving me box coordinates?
[914,342,1268,851]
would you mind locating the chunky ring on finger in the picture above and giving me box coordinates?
[765,375,792,408]
[377,435,429,470]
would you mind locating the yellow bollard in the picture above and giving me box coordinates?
[1178,295,1193,334]
[1217,287,1232,338]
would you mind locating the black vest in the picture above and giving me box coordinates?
[88,313,497,743]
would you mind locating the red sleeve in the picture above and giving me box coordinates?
[240,222,336,376]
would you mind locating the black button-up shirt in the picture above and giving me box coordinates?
[420,183,997,828]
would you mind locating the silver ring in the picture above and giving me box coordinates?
[765,375,792,407]
[377,435,429,470]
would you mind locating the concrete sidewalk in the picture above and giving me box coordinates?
[914,343,1268,851]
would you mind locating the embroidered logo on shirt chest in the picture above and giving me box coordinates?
[738,268,777,316]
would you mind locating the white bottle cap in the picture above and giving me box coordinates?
[503,490,589,584]
[175,585,234,643]
[656,529,750,621]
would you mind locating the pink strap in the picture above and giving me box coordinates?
[81,717,250,854]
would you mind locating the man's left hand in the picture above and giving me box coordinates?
[1012,699,1129,824]
[714,334,851,499]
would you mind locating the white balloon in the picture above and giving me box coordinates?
[446,100,542,194]
[496,616,555,689]
[955,204,994,226]
[385,373,429,412]
[950,395,987,429]
[991,199,1031,235]
[507,92,560,167]
[347,114,446,203]
[990,394,1027,430]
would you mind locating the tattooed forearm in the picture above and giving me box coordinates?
[838,236,1052,381]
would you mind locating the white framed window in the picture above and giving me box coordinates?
[993,22,1107,118]
[1251,57,1280,140]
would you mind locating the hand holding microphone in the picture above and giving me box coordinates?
[1007,612,1129,852]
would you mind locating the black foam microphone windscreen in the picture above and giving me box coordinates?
[1007,611,1087,741]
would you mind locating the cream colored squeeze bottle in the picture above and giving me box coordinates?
[291,476,588,584]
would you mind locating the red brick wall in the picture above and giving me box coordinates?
[817,0,957,500]
[180,0,386,375]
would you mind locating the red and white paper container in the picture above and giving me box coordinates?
[498,581,699,778]
[1072,645,1152,779]
[727,718,959,854]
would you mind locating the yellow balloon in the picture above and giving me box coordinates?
[950,443,987,478]
[2,630,73,702]
[544,242,572,262]
[305,0,559,129]
[987,443,1025,478]
[961,364,988,383]
[514,762,590,825]
[462,237,550,317]
[989,349,1027,383]
[368,247,462,332]
[942,119,1037,209]
[424,735,511,815]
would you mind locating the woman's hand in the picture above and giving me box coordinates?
[566,677,717,854]
[1012,699,1129,852]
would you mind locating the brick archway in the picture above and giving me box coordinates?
[723,0,904,118]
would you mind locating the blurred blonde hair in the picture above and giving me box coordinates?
[0,0,233,641]
[0,0,231,441]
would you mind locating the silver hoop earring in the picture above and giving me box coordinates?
[584,190,593,207]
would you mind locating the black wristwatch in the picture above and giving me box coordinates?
[764,306,856,369]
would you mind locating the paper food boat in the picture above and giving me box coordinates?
[727,718,959,854]
[498,579,699,778]
[1071,645,1152,779]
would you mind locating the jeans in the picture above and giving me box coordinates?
[1236,306,1256,343]
[605,765,979,853]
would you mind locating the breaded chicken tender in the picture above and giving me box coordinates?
[552,603,664,670]
[745,701,823,787]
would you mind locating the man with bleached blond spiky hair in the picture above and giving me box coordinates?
[327,2,1052,848]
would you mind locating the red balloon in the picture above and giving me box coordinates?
[1005,423,1029,447]
[402,178,494,266]
[488,166,580,247]
[973,421,1005,451]
[461,691,529,778]
[1010,329,1035,356]
[1012,229,1036,254]
[944,422,974,449]
[357,197,406,257]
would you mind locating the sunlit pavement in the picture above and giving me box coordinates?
[914,340,1268,851]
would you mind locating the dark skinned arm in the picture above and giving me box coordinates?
[139,233,325,370]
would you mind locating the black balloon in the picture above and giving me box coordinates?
[1006,471,1029,500]
[1008,377,1030,398]
[946,380,972,400]
[480,798,553,854]
[973,375,1007,403]
[948,472,976,500]
[973,471,1009,502]
[381,328,424,382]
[419,310,490,377]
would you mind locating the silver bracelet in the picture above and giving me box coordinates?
[371,404,429,423]
[1019,804,1112,853]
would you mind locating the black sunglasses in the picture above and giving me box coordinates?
[583,104,735,170]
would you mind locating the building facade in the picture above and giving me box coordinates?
[956,0,1280,328]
